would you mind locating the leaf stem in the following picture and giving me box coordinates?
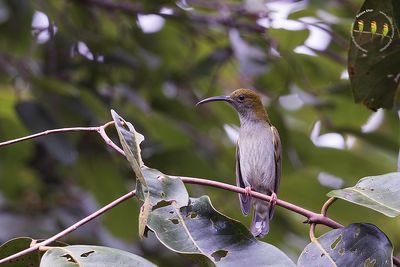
[0,122,399,266]
[321,197,337,217]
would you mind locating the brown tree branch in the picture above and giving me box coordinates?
[0,123,399,266]
[0,190,136,264]
[0,121,116,148]
[176,176,343,229]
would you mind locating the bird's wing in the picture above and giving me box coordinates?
[236,141,251,215]
[271,126,282,195]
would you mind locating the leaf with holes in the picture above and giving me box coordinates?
[40,245,157,267]
[327,172,400,217]
[348,0,400,110]
[111,109,146,187]
[142,167,189,207]
[298,223,393,267]
[147,196,295,267]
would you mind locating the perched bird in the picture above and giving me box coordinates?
[371,20,377,35]
[197,88,282,237]
[382,23,389,39]
[357,19,364,33]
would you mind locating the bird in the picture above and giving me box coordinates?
[382,23,389,40]
[197,88,282,237]
[371,21,377,36]
[357,19,364,33]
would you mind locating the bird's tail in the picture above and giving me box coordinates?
[250,199,273,237]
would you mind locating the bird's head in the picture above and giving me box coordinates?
[197,88,269,123]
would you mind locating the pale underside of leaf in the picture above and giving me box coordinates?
[40,245,158,267]
[328,172,400,217]
[147,196,295,267]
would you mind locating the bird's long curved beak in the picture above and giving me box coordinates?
[196,95,232,106]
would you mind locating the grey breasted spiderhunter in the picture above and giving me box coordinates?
[197,88,282,237]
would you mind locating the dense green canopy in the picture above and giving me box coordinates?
[0,0,398,266]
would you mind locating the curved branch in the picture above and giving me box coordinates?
[175,176,343,229]
[0,122,399,266]
[0,190,136,264]
[321,197,337,217]
[0,121,342,229]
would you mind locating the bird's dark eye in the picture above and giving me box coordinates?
[238,94,245,101]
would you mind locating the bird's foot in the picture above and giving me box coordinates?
[270,192,277,206]
[244,186,252,197]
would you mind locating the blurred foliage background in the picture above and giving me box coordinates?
[0,0,398,265]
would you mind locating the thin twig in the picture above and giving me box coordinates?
[0,190,136,264]
[176,176,343,229]
[0,121,115,148]
[95,126,343,228]
[0,126,96,147]
[0,123,399,266]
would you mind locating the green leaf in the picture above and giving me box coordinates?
[0,237,67,267]
[327,172,400,217]
[40,245,157,267]
[111,111,190,238]
[142,167,189,208]
[298,223,393,267]
[111,109,146,187]
[147,196,295,267]
[348,0,400,110]
[111,110,150,238]
[0,237,39,267]
[139,167,189,238]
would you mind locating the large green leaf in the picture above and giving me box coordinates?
[348,0,400,110]
[111,110,149,237]
[298,223,393,267]
[138,167,190,238]
[327,172,400,217]
[111,111,189,237]
[40,245,157,267]
[147,196,295,267]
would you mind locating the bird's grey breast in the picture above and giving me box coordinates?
[238,122,276,192]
